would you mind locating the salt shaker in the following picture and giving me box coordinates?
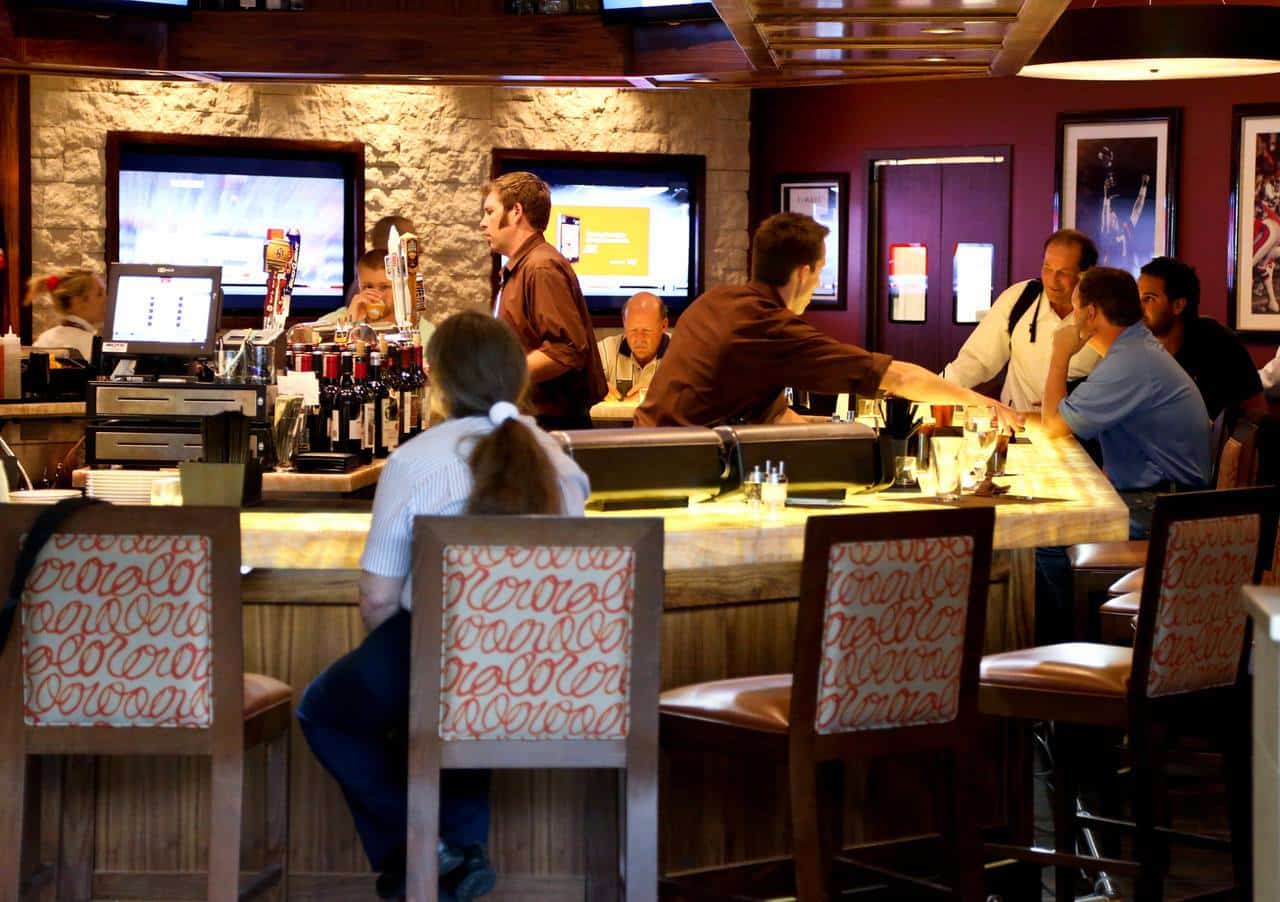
[762,461,788,516]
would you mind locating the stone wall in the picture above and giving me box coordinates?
[27,76,750,334]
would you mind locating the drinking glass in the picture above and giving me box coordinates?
[893,455,918,487]
[964,406,999,480]
[615,377,633,399]
[929,436,964,501]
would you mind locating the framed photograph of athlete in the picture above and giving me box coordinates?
[776,173,848,311]
[1230,104,1280,340]
[1054,108,1180,280]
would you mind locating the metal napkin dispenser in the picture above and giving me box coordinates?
[714,422,889,498]
[551,427,726,510]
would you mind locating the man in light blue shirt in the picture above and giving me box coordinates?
[1036,266,1211,641]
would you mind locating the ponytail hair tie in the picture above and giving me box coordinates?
[45,274,60,292]
[488,401,519,426]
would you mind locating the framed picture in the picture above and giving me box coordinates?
[1230,104,1280,340]
[776,173,848,311]
[1054,109,1180,279]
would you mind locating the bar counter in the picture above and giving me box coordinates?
[80,424,1127,899]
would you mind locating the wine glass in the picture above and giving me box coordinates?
[964,406,999,480]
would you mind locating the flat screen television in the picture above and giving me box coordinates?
[491,149,706,318]
[107,133,364,319]
[103,263,223,358]
[601,0,719,23]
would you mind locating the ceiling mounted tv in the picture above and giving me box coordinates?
[18,0,191,15]
[601,0,720,24]
[492,149,706,318]
[107,133,365,320]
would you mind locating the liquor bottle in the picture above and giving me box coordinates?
[316,353,339,453]
[365,351,394,458]
[397,345,417,445]
[381,348,402,455]
[352,354,373,463]
[412,344,431,431]
[336,352,364,458]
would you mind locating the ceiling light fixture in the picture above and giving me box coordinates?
[921,26,965,34]
[1020,4,1280,81]
[921,55,954,62]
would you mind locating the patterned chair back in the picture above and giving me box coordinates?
[790,509,994,744]
[1143,512,1261,698]
[437,542,636,742]
[21,533,214,728]
[814,535,975,734]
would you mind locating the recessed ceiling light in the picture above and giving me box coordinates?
[687,77,716,83]
[920,55,954,62]
[922,26,965,35]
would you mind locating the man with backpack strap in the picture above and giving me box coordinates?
[943,229,1102,410]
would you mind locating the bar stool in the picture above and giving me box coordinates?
[1066,416,1263,640]
[659,508,995,901]
[1097,416,1272,640]
[404,515,664,902]
[980,486,1280,902]
[0,504,291,902]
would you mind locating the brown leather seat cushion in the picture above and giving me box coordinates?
[1108,567,1145,596]
[244,673,293,720]
[1099,592,1140,617]
[1066,541,1148,571]
[980,643,1132,696]
[660,674,791,733]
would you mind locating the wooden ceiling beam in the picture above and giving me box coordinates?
[709,0,779,70]
[770,36,1005,50]
[757,11,1018,24]
[990,0,1070,76]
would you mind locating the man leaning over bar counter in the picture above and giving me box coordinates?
[634,212,1023,431]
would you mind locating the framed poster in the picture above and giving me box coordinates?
[776,173,848,311]
[1230,104,1280,340]
[1055,108,1180,278]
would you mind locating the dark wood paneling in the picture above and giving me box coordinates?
[0,74,29,339]
[168,11,629,78]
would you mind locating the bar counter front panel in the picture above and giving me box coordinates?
[84,426,1127,898]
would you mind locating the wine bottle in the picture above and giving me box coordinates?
[336,352,364,457]
[366,351,392,458]
[316,353,339,453]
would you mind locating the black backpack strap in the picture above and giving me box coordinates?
[1007,278,1044,340]
[0,496,105,655]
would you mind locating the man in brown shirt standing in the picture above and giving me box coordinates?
[636,212,1021,429]
[481,172,607,429]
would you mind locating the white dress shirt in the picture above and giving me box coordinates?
[1260,346,1280,397]
[33,315,96,361]
[942,279,1100,410]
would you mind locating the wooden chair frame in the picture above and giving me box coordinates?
[0,504,289,902]
[1069,416,1264,642]
[405,515,664,902]
[982,485,1280,902]
[661,508,996,902]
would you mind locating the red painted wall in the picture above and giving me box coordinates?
[750,73,1280,365]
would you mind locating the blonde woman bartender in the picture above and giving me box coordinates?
[28,269,106,361]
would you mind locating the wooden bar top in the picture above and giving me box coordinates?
[239,424,1129,571]
[0,401,87,417]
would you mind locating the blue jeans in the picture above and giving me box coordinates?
[1034,495,1153,646]
[296,609,490,872]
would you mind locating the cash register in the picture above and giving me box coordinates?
[86,264,271,465]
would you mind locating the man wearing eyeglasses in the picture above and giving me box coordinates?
[943,229,1102,411]
[597,292,670,401]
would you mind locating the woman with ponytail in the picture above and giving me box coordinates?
[297,311,589,902]
[28,269,105,361]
